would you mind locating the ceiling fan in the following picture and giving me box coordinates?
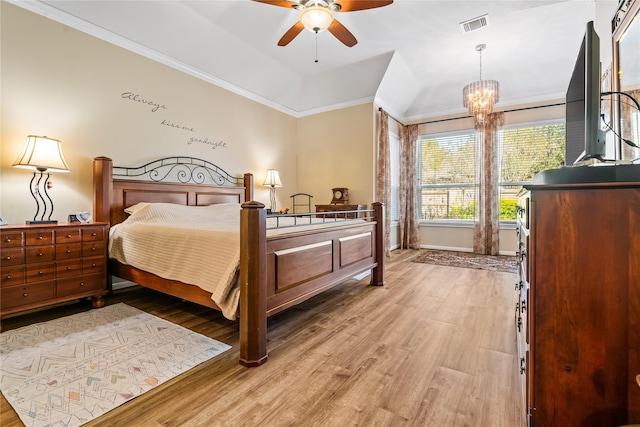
[253,0,393,47]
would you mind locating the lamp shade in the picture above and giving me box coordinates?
[300,6,334,33]
[13,135,71,172]
[263,169,283,187]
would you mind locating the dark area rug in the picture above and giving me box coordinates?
[411,249,517,274]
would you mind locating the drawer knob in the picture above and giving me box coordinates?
[5,256,11,260]
[80,282,85,286]
[66,249,71,253]
[39,271,44,275]
[66,234,71,238]
[91,263,96,267]
[66,266,72,271]
[23,293,28,298]
[91,247,96,251]
[4,237,11,243]
[91,232,97,237]
[37,234,43,240]
[6,274,11,279]
[38,252,43,256]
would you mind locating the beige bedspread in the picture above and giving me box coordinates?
[109,202,364,320]
[109,203,242,319]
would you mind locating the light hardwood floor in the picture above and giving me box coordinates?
[1,250,524,426]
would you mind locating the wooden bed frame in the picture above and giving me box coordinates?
[93,156,384,367]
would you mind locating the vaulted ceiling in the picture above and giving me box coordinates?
[14,0,614,121]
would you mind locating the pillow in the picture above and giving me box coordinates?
[123,202,241,226]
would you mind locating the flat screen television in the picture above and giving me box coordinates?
[565,21,606,166]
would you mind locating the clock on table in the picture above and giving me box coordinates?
[330,188,349,205]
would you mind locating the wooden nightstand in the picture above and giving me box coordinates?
[0,222,109,325]
[315,204,367,219]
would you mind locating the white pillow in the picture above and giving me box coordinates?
[123,202,241,226]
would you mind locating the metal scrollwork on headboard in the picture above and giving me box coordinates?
[113,156,244,186]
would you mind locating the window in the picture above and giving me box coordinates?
[419,120,566,222]
[389,133,400,222]
[498,120,565,220]
[419,131,476,220]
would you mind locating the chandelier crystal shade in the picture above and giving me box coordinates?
[462,44,500,125]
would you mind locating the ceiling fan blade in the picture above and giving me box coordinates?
[252,0,299,9]
[328,19,357,47]
[333,0,393,12]
[278,21,305,46]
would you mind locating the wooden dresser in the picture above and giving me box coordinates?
[516,166,640,426]
[1,223,108,324]
[315,204,366,219]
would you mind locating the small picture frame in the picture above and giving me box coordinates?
[0,214,7,226]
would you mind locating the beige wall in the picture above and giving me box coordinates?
[295,103,376,208]
[1,2,302,224]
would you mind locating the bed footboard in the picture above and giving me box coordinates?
[238,202,384,367]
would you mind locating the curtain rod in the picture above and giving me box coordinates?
[380,102,565,126]
[377,107,402,125]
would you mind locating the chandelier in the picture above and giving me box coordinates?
[463,44,499,125]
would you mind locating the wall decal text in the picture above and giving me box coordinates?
[161,119,194,132]
[121,92,167,112]
[188,137,227,150]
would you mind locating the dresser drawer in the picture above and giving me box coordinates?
[82,241,105,257]
[25,263,55,283]
[82,227,106,242]
[83,257,106,275]
[25,229,54,246]
[56,259,83,278]
[56,243,82,260]
[1,231,24,248]
[55,228,82,244]
[1,281,55,310]
[57,274,104,297]
[1,266,25,287]
[25,245,55,263]
[1,247,24,266]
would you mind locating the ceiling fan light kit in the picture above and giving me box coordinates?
[253,0,393,47]
[300,5,334,32]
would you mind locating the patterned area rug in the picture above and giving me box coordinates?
[0,303,231,427]
[411,249,517,274]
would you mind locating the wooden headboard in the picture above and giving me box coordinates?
[93,156,254,225]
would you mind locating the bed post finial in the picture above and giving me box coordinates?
[239,200,268,367]
[93,157,113,224]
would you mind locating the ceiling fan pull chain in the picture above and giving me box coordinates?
[315,30,319,63]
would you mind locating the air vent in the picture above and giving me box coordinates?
[460,14,490,33]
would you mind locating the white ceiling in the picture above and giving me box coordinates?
[13,0,614,121]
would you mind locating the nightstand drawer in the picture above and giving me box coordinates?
[56,243,82,260]
[56,260,82,278]
[1,266,25,287]
[1,232,24,248]
[57,274,104,297]
[25,230,53,246]
[55,228,81,243]
[83,257,105,275]
[25,246,55,263]
[82,241,105,257]
[25,263,55,283]
[1,222,109,320]
[82,227,106,242]
[1,248,24,266]
[1,282,55,309]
